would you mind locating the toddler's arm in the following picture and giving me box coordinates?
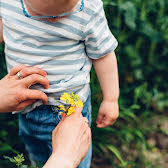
[93,51,119,128]
[83,0,119,127]
[0,19,3,43]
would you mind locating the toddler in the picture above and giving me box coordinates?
[0,0,119,167]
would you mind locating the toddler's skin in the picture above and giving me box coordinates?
[0,0,119,127]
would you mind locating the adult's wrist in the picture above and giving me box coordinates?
[43,152,74,168]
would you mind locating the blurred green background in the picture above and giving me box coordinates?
[0,0,168,167]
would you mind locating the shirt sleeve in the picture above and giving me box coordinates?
[84,2,118,59]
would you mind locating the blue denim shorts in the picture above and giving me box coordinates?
[18,92,92,168]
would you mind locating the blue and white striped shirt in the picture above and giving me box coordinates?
[0,0,118,113]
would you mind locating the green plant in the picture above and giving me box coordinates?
[4,154,27,168]
[0,0,168,167]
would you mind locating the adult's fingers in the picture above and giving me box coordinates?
[10,65,47,77]
[59,107,84,130]
[22,89,48,104]
[10,65,27,75]
[72,107,83,117]
[58,107,83,128]
[61,113,66,119]
[61,107,83,121]
[53,111,80,135]
[81,124,91,143]
[60,107,83,125]
[80,118,91,145]
[21,74,49,89]
[83,117,90,127]
[83,117,89,123]
[18,66,47,78]
[15,100,37,111]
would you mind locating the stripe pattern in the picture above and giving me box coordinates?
[0,0,118,113]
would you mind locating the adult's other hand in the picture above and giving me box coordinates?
[0,65,49,113]
[44,107,91,168]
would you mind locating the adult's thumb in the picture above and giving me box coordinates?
[61,106,83,121]
[73,106,83,117]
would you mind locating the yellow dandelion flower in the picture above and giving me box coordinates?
[58,105,65,111]
[70,93,80,101]
[70,92,75,97]
[60,93,71,101]
[68,98,74,105]
[67,106,75,116]
[59,112,63,116]
[75,100,83,107]
[59,92,84,116]
[75,94,80,100]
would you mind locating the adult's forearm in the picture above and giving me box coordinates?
[93,51,119,101]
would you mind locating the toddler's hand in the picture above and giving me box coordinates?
[96,100,119,128]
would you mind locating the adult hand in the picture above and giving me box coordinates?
[0,65,49,113]
[44,107,91,168]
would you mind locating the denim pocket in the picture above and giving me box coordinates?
[25,105,59,126]
[51,105,63,122]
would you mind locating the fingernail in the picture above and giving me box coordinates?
[61,113,66,119]
[44,71,47,76]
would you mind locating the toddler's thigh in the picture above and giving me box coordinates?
[82,92,92,125]
[79,92,92,168]
[18,105,61,163]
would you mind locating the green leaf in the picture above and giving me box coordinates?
[134,130,145,141]
[119,2,137,29]
[107,145,126,167]
[130,104,141,110]
[3,155,16,163]
[140,22,162,42]
[20,165,28,168]
[0,144,13,152]
[103,1,117,6]
[119,109,138,122]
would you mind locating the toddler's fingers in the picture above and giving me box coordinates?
[96,112,104,124]
[97,118,116,128]
[97,122,105,128]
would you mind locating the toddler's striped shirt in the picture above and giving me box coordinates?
[0,0,118,113]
